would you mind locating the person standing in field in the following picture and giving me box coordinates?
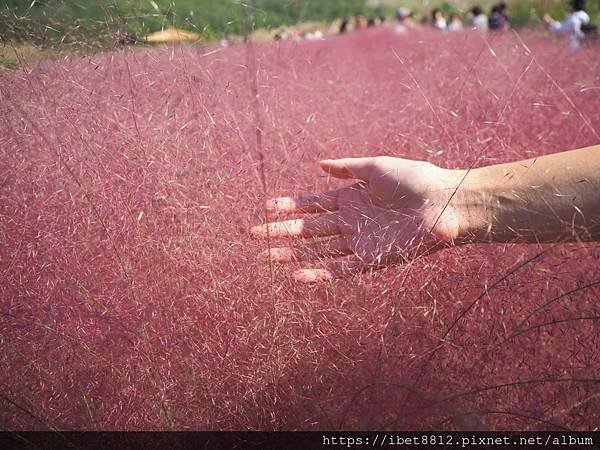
[448,13,464,31]
[394,7,418,34]
[489,2,511,31]
[251,145,600,283]
[431,8,448,30]
[468,6,489,32]
[544,0,590,49]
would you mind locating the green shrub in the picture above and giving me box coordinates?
[0,0,373,47]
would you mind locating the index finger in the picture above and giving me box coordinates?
[266,189,339,215]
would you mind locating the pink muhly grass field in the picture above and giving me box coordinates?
[1,28,599,431]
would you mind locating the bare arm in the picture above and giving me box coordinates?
[251,145,600,282]
[543,13,558,27]
[449,144,600,244]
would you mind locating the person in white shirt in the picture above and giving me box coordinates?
[469,6,489,32]
[448,13,464,31]
[394,7,418,34]
[544,0,590,49]
[431,8,448,30]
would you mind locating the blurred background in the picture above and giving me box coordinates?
[2,0,599,67]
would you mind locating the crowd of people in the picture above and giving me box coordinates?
[391,2,511,34]
[261,0,596,50]
[337,0,596,49]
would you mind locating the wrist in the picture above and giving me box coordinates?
[421,167,478,245]
[435,167,498,245]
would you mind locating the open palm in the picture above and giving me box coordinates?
[251,157,462,282]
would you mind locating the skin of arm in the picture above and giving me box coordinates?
[448,144,600,245]
[543,13,558,27]
[251,145,600,282]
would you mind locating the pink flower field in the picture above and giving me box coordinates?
[1,27,599,431]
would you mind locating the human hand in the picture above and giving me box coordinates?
[542,13,555,25]
[251,157,466,283]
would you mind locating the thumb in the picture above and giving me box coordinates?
[319,157,378,181]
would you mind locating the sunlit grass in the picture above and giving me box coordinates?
[1,25,599,431]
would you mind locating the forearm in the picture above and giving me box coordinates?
[548,20,561,32]
[450,145,600,244]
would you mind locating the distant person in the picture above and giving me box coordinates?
[469,6,489,32]
[431,8,448,30]
[489,2,511,31]
[448,13,464,31]
[544,0,591,49]
[394,7,417,34]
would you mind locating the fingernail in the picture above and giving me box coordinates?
[259,248,294,263]
[266,197,294,212]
